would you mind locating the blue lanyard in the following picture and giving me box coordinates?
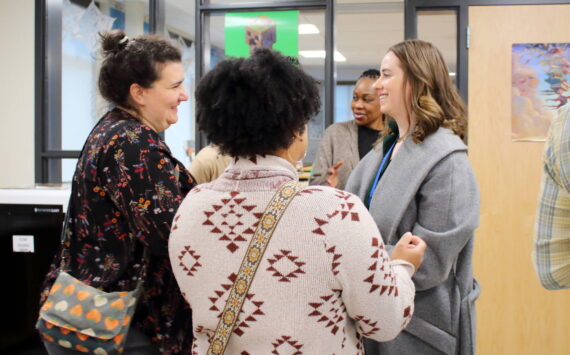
[367,140,397,206]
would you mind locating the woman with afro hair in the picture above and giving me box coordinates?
[169,48,426,354]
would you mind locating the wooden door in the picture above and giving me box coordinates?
[469,5,570,355]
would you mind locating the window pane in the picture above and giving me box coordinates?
[62,158,79,183]
[417,9,457,83]
[164,0,196,168]
[298,10,325,165]
[61,0,149,151]
[203,9,326,164]
[334,84,353,124]
[207,0,303,4]
[335,1,404,122]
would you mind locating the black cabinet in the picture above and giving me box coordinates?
[0,203,64,354]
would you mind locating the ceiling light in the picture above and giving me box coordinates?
[334,51,347,62]
[449,72,456,76]
[299,50,347,62]
[299,24,319,34]
[299,50,324,58]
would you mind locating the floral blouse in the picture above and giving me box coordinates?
[40,108,196,354]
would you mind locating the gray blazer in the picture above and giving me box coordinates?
[346,127,481,355]
[309,120,360,190]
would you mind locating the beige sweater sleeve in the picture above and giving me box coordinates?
[189,145,232,184]
[324,191,416,341]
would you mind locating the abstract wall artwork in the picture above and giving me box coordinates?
[512,43,570,141]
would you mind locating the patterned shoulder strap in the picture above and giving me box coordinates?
[207,180,301,355]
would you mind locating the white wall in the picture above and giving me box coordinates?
[0,0,35,187]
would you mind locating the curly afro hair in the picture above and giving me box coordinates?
[195,48,321,158]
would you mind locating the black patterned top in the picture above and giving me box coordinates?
[40,108,195,354]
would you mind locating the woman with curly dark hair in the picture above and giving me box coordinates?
[38,30,195,354]
[169,48,426,354]
[346,39,480,354]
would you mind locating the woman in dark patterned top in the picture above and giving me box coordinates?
[39,30,195,355]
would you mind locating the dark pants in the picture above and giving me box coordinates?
[42,328,160,355]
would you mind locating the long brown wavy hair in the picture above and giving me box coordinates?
[388,39,466,143]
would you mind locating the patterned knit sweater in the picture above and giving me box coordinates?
[169,155,416,354]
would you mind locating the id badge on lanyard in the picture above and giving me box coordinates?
[366,140,397,207]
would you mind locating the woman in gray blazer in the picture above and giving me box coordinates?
[310,69,384,189]
[346,40,480,355]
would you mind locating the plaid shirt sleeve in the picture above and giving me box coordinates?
[533,104,570,290]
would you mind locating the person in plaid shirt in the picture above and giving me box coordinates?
[533,103,570,290]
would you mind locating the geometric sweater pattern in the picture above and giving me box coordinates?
[169,155,416,354]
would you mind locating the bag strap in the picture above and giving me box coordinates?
[207,180,302,355]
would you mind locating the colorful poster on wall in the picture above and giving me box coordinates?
[225,11,299,58]
[512,43,570,141]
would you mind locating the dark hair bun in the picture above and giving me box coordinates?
[98,31,182,110]
[360,68,380,79]
[100,29,128,56]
